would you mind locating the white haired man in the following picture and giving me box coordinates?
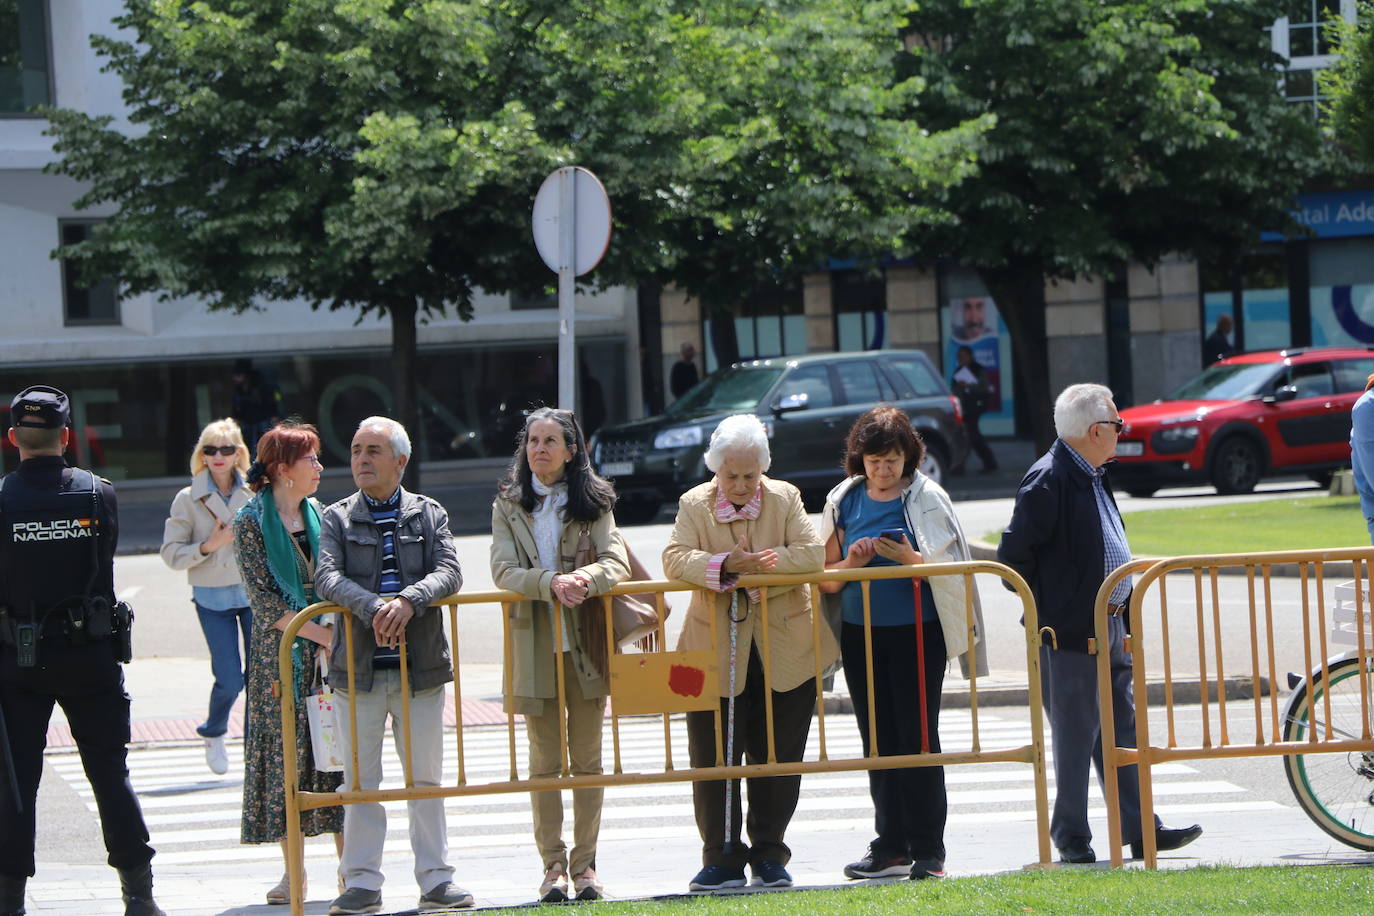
[316,417,470,914]
[998,384,1202,864]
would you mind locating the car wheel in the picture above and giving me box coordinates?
[1125,487,1157,498]
[615,499,661,525]
[920,441,949,486]
[1210,437,1262,495]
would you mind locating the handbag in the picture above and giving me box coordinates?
[570,523,671,674]
[304,660,345,773]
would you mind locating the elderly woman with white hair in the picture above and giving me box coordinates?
[662,414,837,892]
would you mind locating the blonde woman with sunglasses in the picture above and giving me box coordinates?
[160,418,253,775]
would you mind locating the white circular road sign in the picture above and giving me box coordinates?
[532,166,612,276]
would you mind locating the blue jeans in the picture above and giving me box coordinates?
[193,601,252,738]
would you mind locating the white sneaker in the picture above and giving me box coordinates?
[204,735,228,775]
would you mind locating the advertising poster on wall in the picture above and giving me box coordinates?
[944,296,1014,437]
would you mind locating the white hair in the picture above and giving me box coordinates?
[704,414,771,473]
[356,415,412,459]
[1053,383,1115,440]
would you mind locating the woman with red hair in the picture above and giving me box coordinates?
[233,422,343,903]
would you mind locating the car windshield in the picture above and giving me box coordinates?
[667,366,784,416]
[1165,362,1278,401]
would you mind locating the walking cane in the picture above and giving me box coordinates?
[0,700,20,813]
[722,589,743,858]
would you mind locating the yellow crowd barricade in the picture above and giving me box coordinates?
[1094,547,1374,868]
[275,561,1052,914]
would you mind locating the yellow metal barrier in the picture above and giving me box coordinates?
[1094,547,1374,868]
[277,560,1051,913]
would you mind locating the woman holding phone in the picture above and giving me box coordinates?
[819,406,985,883]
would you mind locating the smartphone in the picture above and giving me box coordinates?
[879,527,906,542]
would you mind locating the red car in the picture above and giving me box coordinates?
[1112,347,1374,497]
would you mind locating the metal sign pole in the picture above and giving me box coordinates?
[558,167,576,411]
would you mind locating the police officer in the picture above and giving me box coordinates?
[0,386,165,916]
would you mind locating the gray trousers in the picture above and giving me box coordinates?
[1039,615,1160,849]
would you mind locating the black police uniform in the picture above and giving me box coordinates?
[0,457,155,896]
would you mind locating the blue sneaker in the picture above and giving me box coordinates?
[751,860,793,887]
[688,864,747,891]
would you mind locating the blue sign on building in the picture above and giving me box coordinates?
[1263,190,1374,240]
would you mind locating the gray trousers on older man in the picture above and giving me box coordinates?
[334,670,453,894]
[1039,614,1161,849]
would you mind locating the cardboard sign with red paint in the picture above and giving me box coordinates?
[609,650,718,716]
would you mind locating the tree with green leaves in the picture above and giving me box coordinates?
[1322,2,1374,166]
[900,0,1322,448]
[43,0,984,481]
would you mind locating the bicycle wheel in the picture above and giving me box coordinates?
[1282,656,1374,851]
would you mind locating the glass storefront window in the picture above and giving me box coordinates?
[0,0,50,114]
[832,269,887,352]
[702,282,806,373]
[0,340,625,480]
[1308,237,1374,348]
[1201,248,1290,353]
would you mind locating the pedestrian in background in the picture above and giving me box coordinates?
[490,407,630,903]
[819,406,987,882]
[1203,314,1235,365]
[662,414,836,892]
[670,341,700,400]
[159,418,253,775]
[233,422,343,905]
[0,385,166,916]
[950,345,998,474]
[998,383,1201,864]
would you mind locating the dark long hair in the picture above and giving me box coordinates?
[497,408,616,521]
[842,405,924,478]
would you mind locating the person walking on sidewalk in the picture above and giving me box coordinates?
[950,346,998,474]
[316,417,471,915]
[490,407,631,903]
[0,385,166,916]
[819,406,987,883]
[160,418,253,775]
[998,383,1202,864]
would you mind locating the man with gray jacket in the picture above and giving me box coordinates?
[315,416,470,915]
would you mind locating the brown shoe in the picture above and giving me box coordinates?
[538,865,568,903]
[572,869,604,901]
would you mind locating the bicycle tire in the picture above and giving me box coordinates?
[1282,656,1374,851]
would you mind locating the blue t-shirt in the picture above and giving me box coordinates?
[838,485,937,626]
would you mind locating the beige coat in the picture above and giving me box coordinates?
[160,470,252,587]
[663,476,838,697]
[490,496,630,716]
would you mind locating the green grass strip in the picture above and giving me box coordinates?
[983,495,1367,556]
[483,865,1371,914]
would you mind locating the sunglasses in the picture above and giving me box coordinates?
[1094,419,1125,433]
[201,445,238,457]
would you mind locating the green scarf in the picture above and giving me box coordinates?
[255,487,321,610]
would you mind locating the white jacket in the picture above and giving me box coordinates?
[820,474,988,678]
[160,470,252,588]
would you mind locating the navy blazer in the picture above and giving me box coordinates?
[997,439,1124,654]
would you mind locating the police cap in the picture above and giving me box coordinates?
[10,385,71,430]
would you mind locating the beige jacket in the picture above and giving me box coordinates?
[820,474,989,678]
[160,470,252,587]
[663,476,838,697]
[490,496,630,716]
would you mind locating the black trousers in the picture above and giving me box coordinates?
[0,638,155,878]
[685,644,816,869]
[964,412,998,471]
[841,620,948,862]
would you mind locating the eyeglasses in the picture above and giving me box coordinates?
[1094,419,1125,434]
[297,454,323,466]
[201,445,237,456]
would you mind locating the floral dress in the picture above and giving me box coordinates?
[233,503,343,843]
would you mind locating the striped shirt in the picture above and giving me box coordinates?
[1063,442,1132,604]
[364,485,403,668]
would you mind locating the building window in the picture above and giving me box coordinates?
[60,221,121,326]
[702,283,806,373]
[832,269,888,352]
[510,288,556,310]
[0,0,51,114]
[1270,0,1358,119]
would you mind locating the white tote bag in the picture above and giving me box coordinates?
[305,654,345,773]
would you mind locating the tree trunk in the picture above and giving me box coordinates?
[980,262,1056,454]
[391,297,421,493]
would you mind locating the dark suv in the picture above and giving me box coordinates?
[1113,346,1374,496]
[592,351,969,522]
